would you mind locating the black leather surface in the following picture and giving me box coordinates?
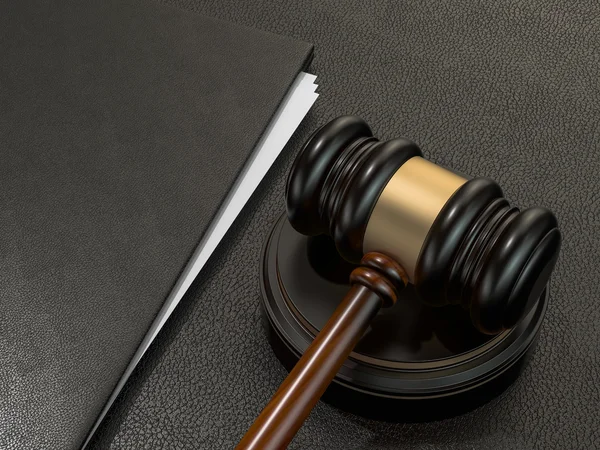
[0,2,311,448]
[91,0,600,449]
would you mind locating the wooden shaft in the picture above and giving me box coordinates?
[236,285,383,450]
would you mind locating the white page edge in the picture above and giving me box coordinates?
[82,71,318,448]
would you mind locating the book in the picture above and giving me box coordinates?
[0,1,317,448]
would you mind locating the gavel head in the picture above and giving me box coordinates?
[287,116,561,335]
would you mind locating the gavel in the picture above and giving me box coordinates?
[237,116,561,449]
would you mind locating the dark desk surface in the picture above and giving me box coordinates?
[91,0,600,448]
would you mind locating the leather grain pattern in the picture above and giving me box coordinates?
[89,0,599,448]
[0,1,312,448]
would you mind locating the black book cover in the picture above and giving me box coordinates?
[0,0,313,447]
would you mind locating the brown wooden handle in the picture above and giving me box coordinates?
[236,253,407,450]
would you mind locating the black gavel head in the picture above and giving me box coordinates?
[286,116,561,335]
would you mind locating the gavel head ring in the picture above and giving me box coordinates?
[286,116,561,335]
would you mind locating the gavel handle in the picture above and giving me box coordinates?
[236,284,383,450]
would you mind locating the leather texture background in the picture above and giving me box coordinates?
[90,0,600,449]
[0,1,311,448]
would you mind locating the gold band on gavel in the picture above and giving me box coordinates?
[363,157,467,282]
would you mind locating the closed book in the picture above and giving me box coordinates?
[0,1,316,447]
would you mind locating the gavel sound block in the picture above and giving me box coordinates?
[238,117,561,449]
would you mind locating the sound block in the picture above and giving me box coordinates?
[260,213,548,421]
